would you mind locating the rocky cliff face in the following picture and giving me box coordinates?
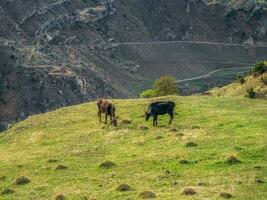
[0,0,267,131]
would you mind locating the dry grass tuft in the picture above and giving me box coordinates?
[15,176,30,185]
[182,188,196,195]
[139,191,156,198]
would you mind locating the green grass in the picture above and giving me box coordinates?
[0,96,266,200]
[211,73,267,98]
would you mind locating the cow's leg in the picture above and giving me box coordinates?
[98,111,102,123]
[110,116,113,125]
[153,116,157,126]
[105,112,108,124]
[156,115,158,125]
[169,111,174,125]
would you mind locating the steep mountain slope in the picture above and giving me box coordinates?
[0,96,266,199]
[1,0,267,130]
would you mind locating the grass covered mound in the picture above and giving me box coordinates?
[0,96,266,199]
[211,61,267,98]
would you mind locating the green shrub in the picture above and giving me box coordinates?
[153,76,178,97]
[250,61,267,75]
[140,89,156,98]
[236,75,245,84]
[245,88,257,99]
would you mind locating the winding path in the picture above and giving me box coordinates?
[176,67,251,83]
[110,40,263,83]
[111,40,267,48]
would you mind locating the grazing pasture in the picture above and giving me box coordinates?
[0,96,266,199]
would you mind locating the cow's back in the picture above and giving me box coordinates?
[99,100,113,113]
[149,101,175,115]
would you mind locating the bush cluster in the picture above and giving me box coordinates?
[140,76,179,98]
[236,75,245,84]
[245,88,257,99]
[250,61,267,75]
[140,89,156,98]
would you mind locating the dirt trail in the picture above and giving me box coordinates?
[176,67,251,83]
[111,40,267,48]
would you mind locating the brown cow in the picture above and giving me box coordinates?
[97,99,117,126]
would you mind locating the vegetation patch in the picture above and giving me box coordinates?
[116,183,132,191]
[140,89,156,98]
[0,96,266,199]
[225,156,241,165]
[191,125,200,129]
[197,182,207,186]
[210,61,267,99]
[139,191,156,198]
[0,176,6,181]
[139,125,149,130]
[15,176,30,185]
[250,61,267,75]
[185,142,198,147]
[237,75,245,84]
[245,88,257,98]
[176,133,185,137]
[179,159,190,164]
[169,128,178,132]
[55,194,67,200]
[47,159,58,163]
[155,135,163,140]
[1,188,15,195]
[182,188,196,195]
[99,161,116,169]
[219,192,233,199]
[255,178,264,184]
[121,119,132,124]
[234,146,243,151]
[158,170,177,179]
[55,165,68,170]
[140,75,178,98]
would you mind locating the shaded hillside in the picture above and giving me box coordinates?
[1,0,267,130]
[211,61,267,98]
[0,96,266,199]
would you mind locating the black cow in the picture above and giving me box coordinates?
[145,101,175,126]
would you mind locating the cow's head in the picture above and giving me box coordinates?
[97,98,103,107]
[111,116,118,126]
[145,111,150,121]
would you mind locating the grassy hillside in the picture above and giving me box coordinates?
[2,0,267,130]
[210,61,267,98]
[0,96,266,200]
[211,73,267,98]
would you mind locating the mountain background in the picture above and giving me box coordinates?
[0,0,267,130]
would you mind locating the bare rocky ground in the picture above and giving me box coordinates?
[0,0,267,131]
